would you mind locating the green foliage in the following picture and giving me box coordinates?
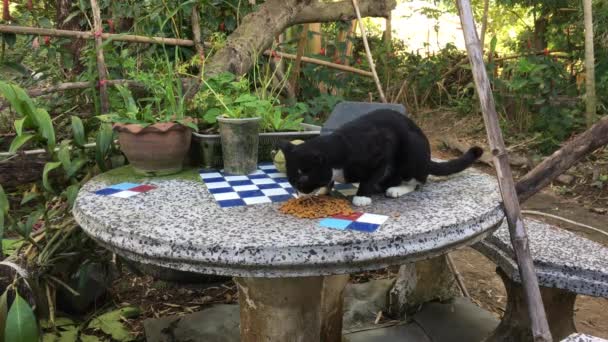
[98,58,197,130]
[4,292,39,342]
[87,306,141,341]
[194,72,307,132]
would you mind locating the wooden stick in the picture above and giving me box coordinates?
[582,0,596,127]
[290,24,309,94]
[90,0,109,113]
[446,254,470,298]
[262,50,373,77]
[456,0,552,340]
[26,79,141,97]
[351,0,387,102]
[0,24,205,47]
[185,5,205,101]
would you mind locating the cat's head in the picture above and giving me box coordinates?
[278,141,332,194]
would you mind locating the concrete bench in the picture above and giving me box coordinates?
[561,333,608,342]
[473,219,608,341]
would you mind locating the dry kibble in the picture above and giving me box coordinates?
[279,195,353,219]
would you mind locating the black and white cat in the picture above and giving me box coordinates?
[278,109,483,206]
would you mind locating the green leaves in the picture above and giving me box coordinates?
[43,162,62,193]
[0,81,57,151]
[0,291,7,342]
[71,116,86,147]
[95,124,114,171]
[65,185,80,208]
[5,292,39,342]
[88,307,140,341]
[8,134,35,153]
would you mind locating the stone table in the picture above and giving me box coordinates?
[73,166,504,341]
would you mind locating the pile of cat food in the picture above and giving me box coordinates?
[279,195,353,219]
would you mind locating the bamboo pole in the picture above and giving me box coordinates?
[90,0,109,113]
[0,24,372,78]
[262,50,373,77]
[26,79,140,97]
[0,24,204,47]
[455,0,552,341]
[582,0,596,127]
[351,0,387,103]
[290,24,309,93]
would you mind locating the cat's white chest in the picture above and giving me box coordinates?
[332,168,346,183]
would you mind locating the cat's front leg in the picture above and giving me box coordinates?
[352,182,381,207]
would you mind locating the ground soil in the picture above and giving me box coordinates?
[111,110,607,340]
[418,110,608,339]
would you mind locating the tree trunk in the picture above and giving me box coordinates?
[480,0,489,48]
[203,0,395,77]
[582,0,596,127]
[516,116,608,203]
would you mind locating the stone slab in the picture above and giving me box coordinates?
[74,165,503,278]
[321,101,407,136]
[412,297,499,342]
[144,304,240,342]
[344,323,431,342]
[474,219,608,297]
[144,280,500,342]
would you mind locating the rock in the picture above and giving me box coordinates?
[556,174,575,185]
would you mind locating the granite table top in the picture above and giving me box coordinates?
[474,219,608,297]
[73,166,505,278]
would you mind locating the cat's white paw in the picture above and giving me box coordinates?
[352,196,372,206]
[385,185,416,198]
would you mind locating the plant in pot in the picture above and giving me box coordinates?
[192,72,320,172]
[98,60,198,176]
[199,75,262,175]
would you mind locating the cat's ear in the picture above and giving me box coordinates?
[277,141,294,155]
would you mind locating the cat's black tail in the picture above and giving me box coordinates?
[428,146,483,176]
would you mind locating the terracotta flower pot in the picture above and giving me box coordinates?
[114,121,192,176]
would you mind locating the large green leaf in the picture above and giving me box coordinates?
[2,239,24,257]
[95,124,114,171]
[32,108,56,151]
[65,185,80,208]
[5,293,39,342]
[88,307,140,341]
[71,116,86,147]
[43,162,62,193]
[66,158,87,179]
[0,211,5,241]
[0,184,8,214]
[0,291,7,342]
[8,134,35,153]
[14,118,26,136]
[58,143,72,173]
[0,81,38,119]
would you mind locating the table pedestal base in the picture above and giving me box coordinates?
[389,255,460,318]
[235,275,349,342]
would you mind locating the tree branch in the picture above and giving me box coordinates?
[203,0,397,76]
[516,115,608,202]
[293,0,396,24]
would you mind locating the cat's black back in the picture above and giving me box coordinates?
[279,109,482,196]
